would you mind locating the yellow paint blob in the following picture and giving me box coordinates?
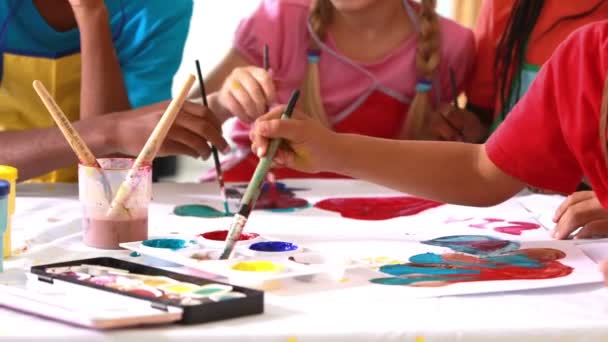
[144,278,173,287]
[415,336,425,342]
[339,278,349,283]
[231,260,283,272]
[285,337,298,342]
[163,283,199,294]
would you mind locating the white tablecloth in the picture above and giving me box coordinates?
[1,180,608,342]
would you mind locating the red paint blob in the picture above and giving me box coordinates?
[494,221,541,235]
[129,288,160,298]
[314,196,444,220]
[200,230,259,241]
[468,218,541,235]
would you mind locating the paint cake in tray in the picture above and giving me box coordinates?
[119,231,374,289]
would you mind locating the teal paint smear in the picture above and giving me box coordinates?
[370,276,476,285]
[407,252,542,270]
[142,238,195,250]
[129,251,141,257]
[173,204,231,218]
[379,262,481,276]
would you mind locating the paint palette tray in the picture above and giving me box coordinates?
[6,257,265,329]
[120,235,385,290]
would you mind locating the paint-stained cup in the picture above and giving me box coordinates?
[79,158,152,249]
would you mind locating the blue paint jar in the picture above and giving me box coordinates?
[0,179,10,272]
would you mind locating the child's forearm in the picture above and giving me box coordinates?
[74,4,130,118]
[327,133,525,206]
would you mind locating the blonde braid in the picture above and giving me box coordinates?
[600,73,608,170]
[301,0,332,127]
[400,0,441,140]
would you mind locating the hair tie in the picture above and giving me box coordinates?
[415,79,433,93]
[307,49,320,63]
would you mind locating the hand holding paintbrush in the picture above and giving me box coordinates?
[220,89,301,260]
[106,75,196,218]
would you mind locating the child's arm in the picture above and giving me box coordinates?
[251,107,525,206]
[1,100,229,180]
[70,0,130,118]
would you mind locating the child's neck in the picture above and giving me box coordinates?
[329,0,414,64]
[33,0,77,32]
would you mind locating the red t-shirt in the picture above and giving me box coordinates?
[486,21,608,207]
[467,0,608,117]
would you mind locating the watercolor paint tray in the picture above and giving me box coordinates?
[2,257,265,329]
[120,236,378,288]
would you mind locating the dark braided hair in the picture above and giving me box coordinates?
[495,0,605,119]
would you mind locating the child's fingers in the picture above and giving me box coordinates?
[256,119,305,143]
[443,105,465,129]
[553,191,595,222]
[434,119,462,142]
[235,69,268,116]
[251,68,277,105]
[221,90,251,123]
[573,220,608,239]
[228,79,259,120]
[552,198,608,239]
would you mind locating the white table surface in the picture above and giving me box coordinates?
[1,180,608,342]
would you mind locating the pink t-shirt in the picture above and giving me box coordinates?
[231,0,474,141]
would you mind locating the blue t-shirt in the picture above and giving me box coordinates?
[0,0,193,107]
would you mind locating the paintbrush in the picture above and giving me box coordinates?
[262,44,279,195]
[195,60,229,215]
[33,80,100,168]
[106,75,196,218]
[33,80,113,202]
[220,89,300,260]
[442,67,465,140]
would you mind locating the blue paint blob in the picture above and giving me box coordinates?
[249,241,298,252]
[421,235,520,256]
[142,238,195,250]
[129,251,141,257]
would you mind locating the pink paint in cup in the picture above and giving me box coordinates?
[78,158,151,249]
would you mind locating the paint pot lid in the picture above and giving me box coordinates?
[0,180,10,196]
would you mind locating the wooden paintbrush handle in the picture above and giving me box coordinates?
[133,74,196,168]
[32,80,98,167]
[106,75,196,218]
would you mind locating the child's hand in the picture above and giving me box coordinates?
[219,66,276,124]
[250,106,335,173]
[105,100,230,160]
[552,191,608,239]
[426,104,487,143]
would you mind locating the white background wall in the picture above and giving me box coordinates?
[168,0,454,182]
